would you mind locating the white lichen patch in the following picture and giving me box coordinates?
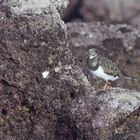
[49,0,69,11]
[6,0,69,15]
[54,61,62,73]
[54,66,62,73]
[8,0,52,15]
[42,70,49,79]
[100,88,140,114]
[64,65,72,70]
[108,92,140,112]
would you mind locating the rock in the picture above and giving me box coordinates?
[80,0,140,23]
[3,0,69,15]
[0,0,68,139]
[112,108,140,140]
[68,88,140,140]
[0,0,140,140]
[63,0,140,28]
[49,0,69,15]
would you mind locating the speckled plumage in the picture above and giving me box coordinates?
[98,56,121,77]
[87,48,135,82]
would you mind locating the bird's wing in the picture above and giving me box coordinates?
[99,56,121,76]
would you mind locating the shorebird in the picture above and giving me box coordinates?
[87,48,135,91]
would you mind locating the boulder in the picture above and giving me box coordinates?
[0,0,140,139]
[0,0,69,139]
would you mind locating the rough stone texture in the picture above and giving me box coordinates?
[49,0,69,15]
[67,22,140,91]
[62,0,140,28]
[0,0,140,140]
[0,0,69,139]
[112,108,140,140]
[80,0,140,23]
[2,0,69,15]
[69,88,140,140]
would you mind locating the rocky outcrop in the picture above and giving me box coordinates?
[0,0,140,140]
[0,0,69,139]
[63,0,140,28]
[69,88,140,140]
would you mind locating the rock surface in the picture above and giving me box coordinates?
[63,0,140,28]
[0,0,140,140]
[69,88,140,140]
[0,0,69,139]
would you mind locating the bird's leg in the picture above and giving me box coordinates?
[102,81,108,91]
[102,81,111,91]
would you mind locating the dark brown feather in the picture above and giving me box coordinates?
[98,56,121,76]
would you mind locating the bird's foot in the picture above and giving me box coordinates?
[100,81,111,92]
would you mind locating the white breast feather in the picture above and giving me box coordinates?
[89,66,119,81]
[89,56,94,59]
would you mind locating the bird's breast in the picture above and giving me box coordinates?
[89,66,119,81]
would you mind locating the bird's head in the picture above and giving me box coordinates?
[88,48,98,59]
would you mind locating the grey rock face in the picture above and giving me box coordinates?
[69,88,140,140]
[0,0,68,139]
[63,0,140,28]
[49,0,69,14]
[0,0,140,140]
[3,0,69,15]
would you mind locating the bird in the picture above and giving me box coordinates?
[87,48,135,91]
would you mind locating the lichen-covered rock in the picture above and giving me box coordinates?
[68,88,140,140]
[63,0,140,28]
[49,0,69,15]
[3,0,69,15]
[0,0,140,140]
[0,0,68,139]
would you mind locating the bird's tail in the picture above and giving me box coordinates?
[120,68,136,80]
[124,75,136,80]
